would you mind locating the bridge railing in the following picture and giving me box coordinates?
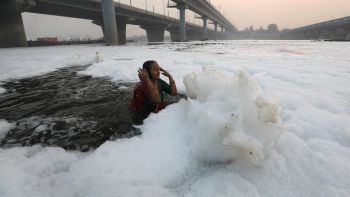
[115,0,217,30]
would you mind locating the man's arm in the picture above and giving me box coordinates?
[160,67,177,96]
[138,68,161,103]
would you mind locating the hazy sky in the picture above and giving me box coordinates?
[22,0,350,40]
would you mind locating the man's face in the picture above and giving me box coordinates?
[150,62,160,80]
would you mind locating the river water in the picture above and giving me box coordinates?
[0,65,183,151]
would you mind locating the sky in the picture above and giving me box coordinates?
[22,0,350,40]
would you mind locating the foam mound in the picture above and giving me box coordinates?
[183,67,282,165]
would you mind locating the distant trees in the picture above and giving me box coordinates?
[267,24,279,33]
[237,23,284,39]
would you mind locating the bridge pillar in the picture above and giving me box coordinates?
[292,32,300,40]
[141,25,165,42]
[318,29,332,40]
[225,31,231,40]
[0,12,27,48]
[202,16,208,40]
[297,32,304,39]
[346,33,350,41]
[303,32,311,40]
[220,32,224,40]
[214,22,218,40]
[308,31,319,40]
[177,3,187,42]
[313,31,320,40]
[170,31,180,42]
[116,17,127,45]
[206,30,215,40]
[93,18,126,45]
[101,0,118,45]
[304,32,313,40]
[331,27,348,40]
[221,27,227,40]
[217,26,223,40]
[168,28,180,42]
[301,32,308,39]
[0,0,35,48]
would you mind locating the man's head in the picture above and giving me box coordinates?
[143,60,160,80]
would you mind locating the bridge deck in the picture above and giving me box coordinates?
[170,0,236,31]
[25,0,218,32]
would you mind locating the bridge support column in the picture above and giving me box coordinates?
[301,32,311,40]
[306,32,313,39]
[308,31,319,40]
[311,31,319,40]
[313,31,320,40]
[302,32,310,39]
[226,31,231,40]
[214,22,218,40]
[318,29,332,40]
[331,27,348,40]
[346,33,350,41]
[202,16,208,40]
[116,17,127,45]
[93,18,126,45]
[217,26,223,40]
[228,31,235,40]
[221,27,226,40]
[0,0,36,48]
[177,3,187,42]
[101,0,118,45]
[141,25,165,42]
[169,29,180,42]
[0,12,27,48]
[206,30,215,40]
[297,32,305,39]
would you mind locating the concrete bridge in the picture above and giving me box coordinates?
[169,0,236,41]
[0,0,237,48]
[281,16,350,40]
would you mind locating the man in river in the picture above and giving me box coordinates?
[129,60,177,124]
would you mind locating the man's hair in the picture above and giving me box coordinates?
[143,60,156,79]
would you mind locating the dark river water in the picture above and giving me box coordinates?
[0,65,181,151]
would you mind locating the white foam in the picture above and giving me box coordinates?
[183,67,282,165]
[0,41,349,196]
[0,45,101,82]
[118,86,128,90]
[0,87,5,94]
[0,120,13,139]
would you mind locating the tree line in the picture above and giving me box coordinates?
[236,24,290,39]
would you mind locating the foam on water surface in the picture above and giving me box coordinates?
[0,41,349,197]
[0,120,13,139]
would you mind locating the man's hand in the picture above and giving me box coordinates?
[138,68,149,81]
[160,67,172,78]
